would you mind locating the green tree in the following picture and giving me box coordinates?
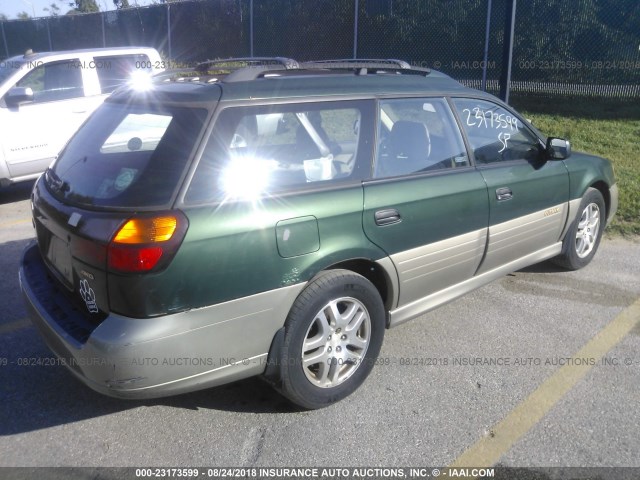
[44,3,61,16]
[113,0,130,8]
[17,11,31,20]
[0,13,8,21]
[62,0,100,14]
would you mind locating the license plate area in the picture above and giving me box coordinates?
[46,234,73,288]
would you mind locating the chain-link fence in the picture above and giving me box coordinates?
[1,0,638,97]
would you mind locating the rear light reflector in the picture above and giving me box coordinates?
[113,216,177,243]
[108,246,163,272]
[108,212,188,274]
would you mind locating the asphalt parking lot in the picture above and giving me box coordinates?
[1,181,639,476]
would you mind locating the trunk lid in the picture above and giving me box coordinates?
[32,180,125,321]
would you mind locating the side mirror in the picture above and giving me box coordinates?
[5,87,34,107]
[546,137,571,160]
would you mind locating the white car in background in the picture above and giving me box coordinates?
[0,46,163,187]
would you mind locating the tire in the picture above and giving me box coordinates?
[277,270,385,409]
[553,187,606,270]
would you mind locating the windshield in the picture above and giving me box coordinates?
[47,102,207,208]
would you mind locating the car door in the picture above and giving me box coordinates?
[0,58,99,179]
[362,97,489,309]
[452,98,569,274]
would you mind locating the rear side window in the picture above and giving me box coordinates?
[47,102,207,208]
[375,98,469,178]
[185,100,373,203]
[94,54,152,94]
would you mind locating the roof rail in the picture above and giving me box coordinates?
[300,58,430,76]
[195,57,299,72]
[301,58,409,69]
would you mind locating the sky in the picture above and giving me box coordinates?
[0,0,156,20]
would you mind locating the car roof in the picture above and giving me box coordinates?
[137,60,486,105]
[218,70,474,102]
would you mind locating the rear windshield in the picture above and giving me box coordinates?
[47,102,207,208]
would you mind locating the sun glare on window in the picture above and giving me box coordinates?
[220,156,276,200]
[128,70,154,91]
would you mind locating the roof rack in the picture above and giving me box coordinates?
[153,57,431,85]
[195,57,299,72]
[154,57,300,84]
[300,58,430,76]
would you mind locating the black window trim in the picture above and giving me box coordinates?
[362,162,477,187]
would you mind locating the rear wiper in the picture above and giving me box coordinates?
[45,168,70,193]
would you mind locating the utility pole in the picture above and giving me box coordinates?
[21,0,37,17]
[481,0,492,92]
[353,0,359,59]
[499,0,517,103]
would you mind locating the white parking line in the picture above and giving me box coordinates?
[0,218,31,228]
[449,296,640,471]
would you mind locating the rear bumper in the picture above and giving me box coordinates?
[20,243,303,399]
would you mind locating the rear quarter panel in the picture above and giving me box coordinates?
[108,185,388,317]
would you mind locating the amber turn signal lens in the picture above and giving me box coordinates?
[113,216,177,244]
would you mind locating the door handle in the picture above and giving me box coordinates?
[496,187,513,201]
[375,208,402,226]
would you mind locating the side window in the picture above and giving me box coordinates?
[453,98,542,165]
[94,54,151,94]
[186,101,372,203]
[375,98,469,178]
[16,60,84,103]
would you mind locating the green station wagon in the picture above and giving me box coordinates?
[20,58,617,409]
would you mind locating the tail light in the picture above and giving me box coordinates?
[108,211,188,273]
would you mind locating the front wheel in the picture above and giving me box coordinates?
[553,187,606,270]
[278,270,385,409]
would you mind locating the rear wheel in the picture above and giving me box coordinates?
[277,270,385,409]
[554,188,605,270]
